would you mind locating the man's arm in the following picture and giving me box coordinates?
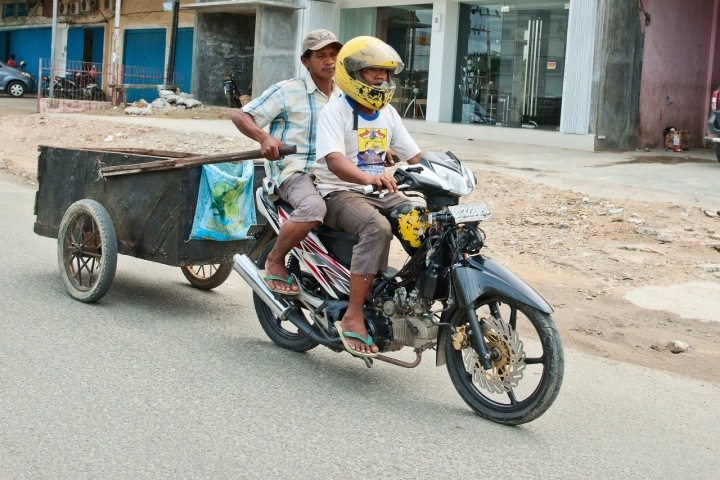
[231,110,284,161]
[325,152,400,193]
[407,151,423,165]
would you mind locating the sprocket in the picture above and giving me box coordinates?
[462,315,526,394]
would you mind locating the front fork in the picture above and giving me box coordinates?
[466,306,493,370]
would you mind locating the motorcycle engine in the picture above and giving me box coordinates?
[373,287,437,351]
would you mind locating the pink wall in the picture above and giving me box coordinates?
[638,0,720,148]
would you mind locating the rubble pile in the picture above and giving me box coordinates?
[124,87,204,116]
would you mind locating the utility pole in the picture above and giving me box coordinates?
[49,0,58,98]
[110,0,123,101]
[166,0,181,86]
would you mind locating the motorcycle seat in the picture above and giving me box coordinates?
[274,199,358,243]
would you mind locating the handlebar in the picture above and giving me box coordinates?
[360,183,410,196]
[278,145,297,156]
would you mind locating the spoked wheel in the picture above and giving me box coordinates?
[444,296,564,425]
[180,263,233,290]
[57,200,118,303]
[253,239,318,352]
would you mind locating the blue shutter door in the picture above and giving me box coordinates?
[67,27,104,63]
[123,28,166,102]
[8,28,52,82]
[173,27,193,92]
[91,27,104,64]
[0,33,8,62]
[67,28,84,63]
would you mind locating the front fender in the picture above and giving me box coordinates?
[436,255,553,367]
[452,255,553,314]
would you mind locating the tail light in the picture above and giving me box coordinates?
[712,89,720,112]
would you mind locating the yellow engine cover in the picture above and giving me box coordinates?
[389,202,431,254]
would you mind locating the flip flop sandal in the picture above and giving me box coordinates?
[258,270,300,296]
[334,321,378,358]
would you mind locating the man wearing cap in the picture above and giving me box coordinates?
[233,30,343,294]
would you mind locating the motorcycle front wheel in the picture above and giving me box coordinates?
[444,296,564,425]
[225,88,239,108]
[253,239,319,352]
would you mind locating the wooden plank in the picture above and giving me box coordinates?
[99,146,297,178]
[107,84,181,90]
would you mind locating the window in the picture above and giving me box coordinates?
[340,5,433,120]
[3,3,28,18]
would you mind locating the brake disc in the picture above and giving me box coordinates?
[462,315,526,394]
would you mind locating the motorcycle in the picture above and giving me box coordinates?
[41,72,105,101]
[234,151,564,425]
[73,69,106,101]
[222,71,251,108]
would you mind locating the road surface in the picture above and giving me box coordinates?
[1,178,718,478]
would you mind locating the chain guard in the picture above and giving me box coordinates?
[462,315,526,394]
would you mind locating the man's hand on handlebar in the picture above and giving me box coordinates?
[370,172,398,194]
[260,137,286,161]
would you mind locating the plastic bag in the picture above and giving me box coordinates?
[189,162,256,241]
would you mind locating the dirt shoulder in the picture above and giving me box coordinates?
[2,112,719,385]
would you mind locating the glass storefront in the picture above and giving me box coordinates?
[339,5,433,119]
[453,2,569,129]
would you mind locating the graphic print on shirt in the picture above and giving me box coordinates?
[356,128,387,176]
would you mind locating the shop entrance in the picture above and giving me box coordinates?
[454,2,569,130]
[340,4,432,119]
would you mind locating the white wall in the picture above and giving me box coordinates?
[425,0,459,122]
[296,0,336,76]
[559,0,597,135]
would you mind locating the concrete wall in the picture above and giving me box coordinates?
[192,12,255,106]
[638,0,720,148]
[708,1,720,122]
[252,6,300,98]
[589,0,644,151]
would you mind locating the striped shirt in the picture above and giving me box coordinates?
[242,72,343,190]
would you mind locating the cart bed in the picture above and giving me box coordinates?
[34,146,267,267]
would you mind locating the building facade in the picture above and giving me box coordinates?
[1,0,196,101]
[3,0,719,151]
[333,0,643,151]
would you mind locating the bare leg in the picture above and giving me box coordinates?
[265,220,319,292]
[340,273,379,354]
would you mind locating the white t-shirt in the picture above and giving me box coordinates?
[314,96,422,197]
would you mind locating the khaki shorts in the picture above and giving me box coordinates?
[276,172,326,224]
[323,191,409,276]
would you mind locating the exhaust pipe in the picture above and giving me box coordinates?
[233,254,288,319]
[233,254,342,350]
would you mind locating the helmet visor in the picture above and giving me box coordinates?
[344,40,405,75]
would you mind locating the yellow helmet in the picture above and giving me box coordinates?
[335,36,405,110]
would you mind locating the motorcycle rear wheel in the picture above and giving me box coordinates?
[253,239,319,352]
[444,296,564,425]
[225,89,239,108]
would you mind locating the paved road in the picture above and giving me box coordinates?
[1,179,719,478]
[0,95,37,116]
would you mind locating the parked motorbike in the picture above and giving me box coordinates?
[73,70,106,101]
[234,152,564,425]
[222,71,251,108]
[41,72,105,101]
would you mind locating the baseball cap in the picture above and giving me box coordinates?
[302,29,343,53]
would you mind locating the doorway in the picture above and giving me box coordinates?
[453,3,569,130]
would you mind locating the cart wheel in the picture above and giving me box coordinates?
[57,199,118,303]
[180,263,233,290]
